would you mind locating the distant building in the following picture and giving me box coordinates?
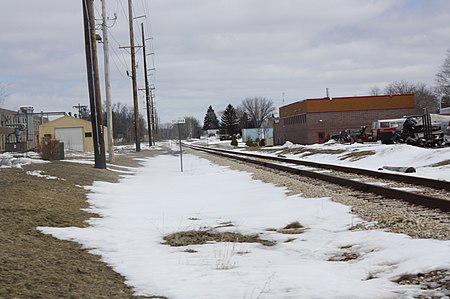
[242,128,274,146]
[274,94,418,145]
[0,107,46,152]
[39,115,108,152]
[440,107,450,115]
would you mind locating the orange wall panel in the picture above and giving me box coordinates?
[279,94,415,116]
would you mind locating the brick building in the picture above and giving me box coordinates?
[274,94,418,145]
[0,107,46,152]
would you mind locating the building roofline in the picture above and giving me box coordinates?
[282,93,415,108]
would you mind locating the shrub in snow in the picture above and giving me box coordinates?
[246,138,257,147]
[230,135,238,146]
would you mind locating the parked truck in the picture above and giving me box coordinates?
[371,118,406,144]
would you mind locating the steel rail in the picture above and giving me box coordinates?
[187,145,450,192]
[186,144,450,212]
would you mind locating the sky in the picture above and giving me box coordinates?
[1,0,450,124]
[33,142,449,298]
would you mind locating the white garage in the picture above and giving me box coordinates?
[55,127,84,152]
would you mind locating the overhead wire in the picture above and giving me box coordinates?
[99,0,157,104]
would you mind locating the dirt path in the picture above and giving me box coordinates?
[0,149,167,299]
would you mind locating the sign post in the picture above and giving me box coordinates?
[172,118,185,172]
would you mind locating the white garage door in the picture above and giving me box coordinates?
[55,127,84,152]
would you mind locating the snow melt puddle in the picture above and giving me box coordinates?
[38,153,450,299]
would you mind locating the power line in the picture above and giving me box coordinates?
[108,29,131,68]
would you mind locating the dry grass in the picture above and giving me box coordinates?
[163,229,276,247]
[432,159,450,167]
[339,150,376,161]
[0,148,167,299]
[277,147,346,157]
[277,221,305,235]
[328,252,359,262]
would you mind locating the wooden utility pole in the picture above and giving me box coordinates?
[82,0,106,169]
[101,0,115,162]
[128,0,141,152]
[150,86,156,145]
[141,23,152,146]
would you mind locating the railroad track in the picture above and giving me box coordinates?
[185,144,450,212]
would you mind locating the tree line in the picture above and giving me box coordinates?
[155,97,276,141]
[2,48,450,142]
[370,48,450,112]
[203,97,276,136]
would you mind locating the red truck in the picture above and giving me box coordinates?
[371,118,406,144]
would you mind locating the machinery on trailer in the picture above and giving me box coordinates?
[392,113,450,147]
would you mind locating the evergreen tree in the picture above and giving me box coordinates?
[220,104,239,135]
[202,105,219,130]
[239,112,254,130]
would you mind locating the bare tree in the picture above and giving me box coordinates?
[383,80,416,94]
[182,116,202,139]
[369,86,382,96]
[384,80,439,113]
[436,48,450,108]
[241,97,275,128]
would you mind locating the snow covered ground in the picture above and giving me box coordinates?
[0,152,47,169]
[38,143,450,299]
[193,138,450,182]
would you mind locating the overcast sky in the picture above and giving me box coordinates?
[1,0,450,124]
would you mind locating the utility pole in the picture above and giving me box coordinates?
[141,23,152,147]
[150,85,156,145]
[101,0,115,162]
[73,103,88,118]
[82,0,106,169]
[128,0,141,152]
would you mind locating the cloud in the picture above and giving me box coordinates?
[1,0,450,124]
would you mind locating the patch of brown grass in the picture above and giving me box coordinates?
[277,148,346,157]
[0,148,166,298]
[432,159,450,167]
[163,229,276,247]
[328,252,359,262]
[283,221,303,229]
[339,150,376,161]
[284,238,297,243]
[277,221,305,235]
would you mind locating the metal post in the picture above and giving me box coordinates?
[178,122,183,172]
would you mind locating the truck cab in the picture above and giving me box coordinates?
[372,118,406,144]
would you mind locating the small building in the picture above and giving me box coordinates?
[39,115,108,152]
[205,129,220,137]
[274,94,418,145]
[242,128,274,146]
